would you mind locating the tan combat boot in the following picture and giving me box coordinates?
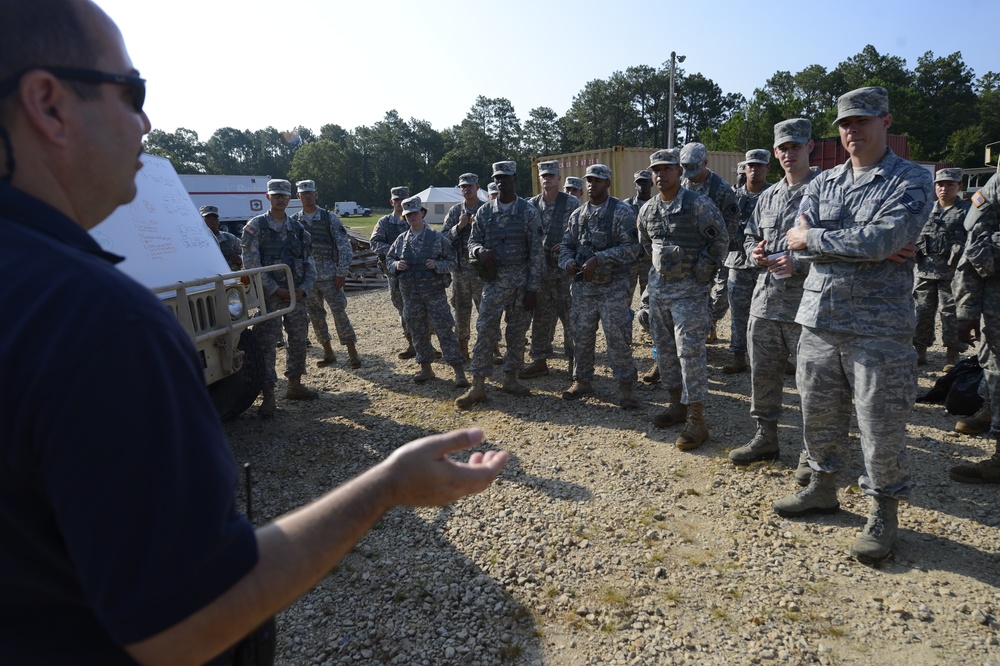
[562,380,593,400]
[413,363,435,383]
[955,401,991,435]
[618,381,639,410]
[518,359,549,379]
[258,383,276,418]
[949,438,1000,484]
[706,320,719,344]
[502,371,531,396]
[317,340,336,366]
[346,342,362,368]
[729,419,779,464]
[286,375,318,400]
[675,403,708,450]
[794,449,813,486]
[398,332,416,359]
[914,343,928,366]
[850,496,899,563]
[452,364,469,388]
[943,347,961,372]
[722,351,748,374]
[772,471,839,517]
[455,375,487,409]
[652,388,686,427]
[641,362,660,384]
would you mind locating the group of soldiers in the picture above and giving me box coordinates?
[201,84,1000,565]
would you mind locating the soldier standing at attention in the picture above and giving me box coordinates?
[639,149,729,450]
[200,204,242,271]
[456,161,544,408]
[564,176,584,200]
[680,142,741,344]
[440,173,485,361]
[729,120,819,469]
[370,186,415,359]
[624,169,654,306]
[242,178,319,416]
[386,196,468,387]
[913,167,970,371]
[559,164,641,408]
[772,87,933,563]
[722,149,772,374]
[292,180,361,369]
[521,160,580,379]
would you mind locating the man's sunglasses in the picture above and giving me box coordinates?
[0,66,146,113]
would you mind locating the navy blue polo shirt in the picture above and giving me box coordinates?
[0,182,258,662]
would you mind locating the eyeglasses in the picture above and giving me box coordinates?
[0,66,146,113]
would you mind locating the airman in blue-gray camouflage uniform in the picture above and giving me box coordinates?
[456,161,544,409]
[292,180,361,370]
[440,173,485,360]
[370,186,414,358]
[913,167,970,370]
[387,196,468,387]
[559,164,641,408]
[199,205,242,271]
[521,160,580,379]
[640,149,729,450]
[772,87,933,564]
[241,179,319,416]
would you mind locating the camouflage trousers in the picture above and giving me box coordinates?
[797,327,915,500]
[450,269,483,342]
[387,274,408,334]
[307,279,357,345]
[727,268,757,354]
[401,280,464,366]
[469,273,531,377]
[528,267,572,361]
[973,324,1000,436]
[913,276,963,350]
[748,316,800,422]
[258,291,310,384]
[650,288,712,404]
[628,255,652,309]
[709,266,729,321]
[570,276,637,383]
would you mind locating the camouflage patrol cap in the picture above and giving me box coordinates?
[648,148,680,168]
[295,180,317,192]
[744,149,770,165]
[458,173,479,186]
[564,176,584,191]
[537,160,560,176]
[834,86,889,125]
[774,118,812,147]
[935,168,963,183]
[585,164,612,181]
[267,179,292,195]
[400,195,426,216]
[736,162,745,174]
[390,186,409,200]
[487,182,499,194]
[199,205,219,217]
[492,161,517,177]
[679,143,708,179]
[634,169,653,183]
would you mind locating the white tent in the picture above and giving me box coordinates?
[413,186,489,226]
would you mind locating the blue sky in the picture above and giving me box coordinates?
[94,0,999,141]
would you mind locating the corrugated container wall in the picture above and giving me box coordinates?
[809,135,911,171]
[531,147,745,199]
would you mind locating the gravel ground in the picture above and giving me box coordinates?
[224,287,1000,666]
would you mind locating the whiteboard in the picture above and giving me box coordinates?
[89,154,232,291]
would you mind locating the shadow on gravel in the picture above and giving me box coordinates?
[499,451,593,502]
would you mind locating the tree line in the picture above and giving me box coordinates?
[145,46,999,204]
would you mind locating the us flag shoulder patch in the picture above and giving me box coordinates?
[901,186,928,215]
[972,190,988,209]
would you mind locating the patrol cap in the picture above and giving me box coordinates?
[267,179,292,195]
[390,186,409,200]
[585,164,612,180]
[400,195,426,216]
[648,148,680,168]
[679,143,708,179]
[634,169,653,183]
[487,182,499,194]
[296,179,316,192]
[537,160,560,176]
[199,205,219,217]
[736,162,745,174]
[834,86,889,125]
[774,118,812,147]
[458,173,479,186]
[492,160,517,177]
[564,176,584,191]
[744,149,770,165]
[935,167,963,184]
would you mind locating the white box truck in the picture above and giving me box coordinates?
[179,174,302,235]
[335,201,371,217]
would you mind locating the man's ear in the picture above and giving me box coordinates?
[17,70,72,148]
[882,113,893,131]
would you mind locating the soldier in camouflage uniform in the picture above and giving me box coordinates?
[292,180,361,369]
[772,87,933,563]
[913,168,970,370]
[680,143,741,345]
[722,149,771,374]
[624,170,654,306]
[521,160,580,379]
[440,173,485,361]
[951,171,1000,484]
[564,176,584,200]
[370,187,415,359]
[729,120,819,471]
[456,161,544,409]
[200,205,242,271]
[386,196,468,387]
[487,182,499,200]
[639,149,729,450]
[559,164,641,408]
[241,179,319,416]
